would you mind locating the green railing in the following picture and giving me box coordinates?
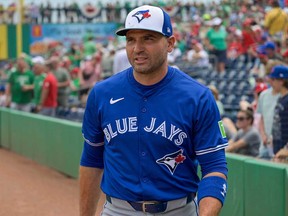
[0,108,287,216]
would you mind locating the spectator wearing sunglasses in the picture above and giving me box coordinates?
[226,109,262,157]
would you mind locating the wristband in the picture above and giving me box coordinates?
[197,176,227,206]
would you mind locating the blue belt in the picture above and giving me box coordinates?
[106,193,195,214]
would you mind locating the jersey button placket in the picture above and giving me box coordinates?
[140,97,149,184]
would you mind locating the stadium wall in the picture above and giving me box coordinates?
[0,108,287,216]
[0,107,82,178]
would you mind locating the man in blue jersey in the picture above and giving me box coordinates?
[79,5,228,216]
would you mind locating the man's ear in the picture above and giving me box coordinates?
[167,36,176,53]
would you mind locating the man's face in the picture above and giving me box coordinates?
[33,64,43,75]
[17,59,27,72]
[269,78,282,93]
[125,29,175,76]
[236,111,251,129]
[265,48,274,57]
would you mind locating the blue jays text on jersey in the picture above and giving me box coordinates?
[103,117,188,145]
[81,66,228,202]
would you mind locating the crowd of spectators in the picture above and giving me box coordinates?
[0,0,288,163]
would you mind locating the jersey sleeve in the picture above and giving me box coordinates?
[193,89,228,177]
[80,87,105,168]
[43,78,50,89]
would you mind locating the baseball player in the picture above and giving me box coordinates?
[79,5,228,216]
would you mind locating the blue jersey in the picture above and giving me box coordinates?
[272,94,288,154]
[81,66,228,202]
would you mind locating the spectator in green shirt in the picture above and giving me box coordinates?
[22,56,47,112]
[83,36,97,58]
[5,57,34,112]
[204,17,228,73]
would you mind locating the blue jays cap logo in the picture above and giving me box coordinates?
[156,149,186,175]
[132,9,151,23]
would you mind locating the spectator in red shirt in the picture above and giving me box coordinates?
[241,18,258,62]
[227,29,244,61]
[37,60,58,117]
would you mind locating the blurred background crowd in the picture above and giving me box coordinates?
[0,0,288,162]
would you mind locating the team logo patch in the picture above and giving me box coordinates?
[156,149,186,175]
[132,10,151,23]
[218,121,226,138]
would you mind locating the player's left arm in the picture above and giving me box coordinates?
[193,89,228,215]
[198,172,226,216]
[197,149,227,216]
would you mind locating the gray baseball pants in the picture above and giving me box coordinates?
[100,196,198,216]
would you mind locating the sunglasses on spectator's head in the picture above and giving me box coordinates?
[237,116,247,121]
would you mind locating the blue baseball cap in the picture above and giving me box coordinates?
[256,45,266,55]
[265,41,276,50]
[269,65,288,79]
[116,5,173,37]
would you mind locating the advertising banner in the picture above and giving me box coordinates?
[30,23,117,56]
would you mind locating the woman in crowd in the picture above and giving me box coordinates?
[226,109,262,157]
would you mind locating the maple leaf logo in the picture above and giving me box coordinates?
[156,149,186,175]
[175,154,186,163]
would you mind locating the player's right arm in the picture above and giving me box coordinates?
[80,86,106,216]
[79,166,103,216]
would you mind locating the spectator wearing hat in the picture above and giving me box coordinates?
[241,18,258,63]
[264,41,283,61]
[253,51,269,77]
[5,58,34,112]
[204,17,228,73]
[270,65,288,156]
[22,56,47,112]
[256,49,287,77]
[256,73,281,159]
[227,29,243,64]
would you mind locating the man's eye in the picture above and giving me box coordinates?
[144,36,154,40]
[126,39,134,44]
